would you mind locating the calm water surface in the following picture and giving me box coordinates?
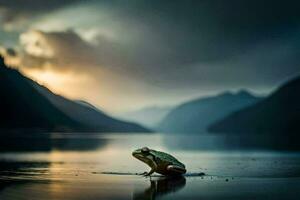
[0,133,300,200]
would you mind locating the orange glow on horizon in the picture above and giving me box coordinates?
[17,67,167,114]
[23,69,84,96]
[19,68,122,113]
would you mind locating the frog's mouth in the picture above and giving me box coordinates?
[132,152,142,159]
[132,152,149,163]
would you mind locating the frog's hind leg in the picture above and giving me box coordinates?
[167,165,186,175]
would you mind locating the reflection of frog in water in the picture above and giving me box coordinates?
[132,147,186,176]
[133,176,186,200]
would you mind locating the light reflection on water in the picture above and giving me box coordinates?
[0,133,300,200]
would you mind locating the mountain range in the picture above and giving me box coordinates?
[0,56,149,133]
[208,76,300,134]
[157,91,262,133]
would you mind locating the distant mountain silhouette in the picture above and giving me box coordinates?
[209,76,300,134]
[33,82,149,132]
[0,56,149,132]
[158,91,262,133]
[118,106,173,128]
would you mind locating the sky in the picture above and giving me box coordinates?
[0,0,299,113]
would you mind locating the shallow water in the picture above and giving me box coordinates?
[0,133,300,200]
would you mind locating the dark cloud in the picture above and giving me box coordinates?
[2,29,129,74]
[107,0,300,60]
[104,0,300,88]
[1,0,300,106]
[0,0,84,28]
[2,30,95,69]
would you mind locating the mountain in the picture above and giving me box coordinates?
[158,91,262,133]
[117,106,173,128]
[33,82,149,132]
[208,76,300,134]
[0,56,149,132]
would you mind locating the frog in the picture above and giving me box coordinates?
[132,147,186,176]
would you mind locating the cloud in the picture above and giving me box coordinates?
[2,29,122,72]
[0,0,83,31]
[0,28,120,76]
[0,0,300,112]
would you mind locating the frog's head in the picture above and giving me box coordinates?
[132,147,154,166]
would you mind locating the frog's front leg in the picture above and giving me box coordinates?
[141,160,157,177]
[139,169,153,176]
[143,168,155,177]
[139,168,154,176]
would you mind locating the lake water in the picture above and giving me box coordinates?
[1,133,300,200]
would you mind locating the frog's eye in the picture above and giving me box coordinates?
[141,147,150,154]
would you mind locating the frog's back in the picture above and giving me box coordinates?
[152,150,185,168]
